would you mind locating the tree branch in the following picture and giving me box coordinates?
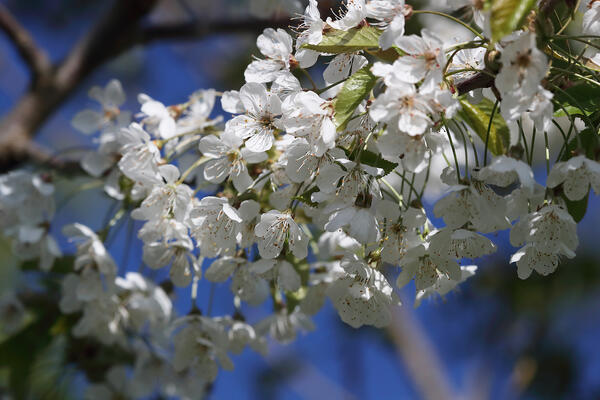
[455,72,495,96]
[0,0,300,172]
[140,18,292,44]
[0,3,51,81]
[387,307,456,400]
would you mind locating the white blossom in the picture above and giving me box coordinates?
[245,28,294,83]
[583,1,600,35]
[279,91,337,156]
[199,131,268,192]
[139,94,177,139]
[328,0,367,31]
[224,82,281,152]
[367,0,408,49]
[547,155,600,201]
[327,256,399,328]
[72,80,127,134]
[510,204,579,279]
[255,210,308,259]
[255,307,314,343]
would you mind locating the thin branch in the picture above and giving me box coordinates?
[387,307,456,400]
[0,140,84,175]
[455,71,495,96]
[0,3,51,80]
[0,0,302,171]
[140,18,292,44]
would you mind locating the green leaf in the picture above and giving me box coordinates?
[343,147,398,176]
[334,67,377,131]
[292,186,320,208]
[562,193,588,222]
[553,83,600,120]
[553,105,592,118]
[458,98,510,156]
[365,47,402,62]
[490,0,537,42]
[303,26,381,53]
[0,313,54,398]
[360,150,398,175]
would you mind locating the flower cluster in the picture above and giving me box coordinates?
[3,0,600,396]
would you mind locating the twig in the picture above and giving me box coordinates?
[0,0,300,172]
[0,3,51,80]
[455,71,495,96]
[387,306,456,400]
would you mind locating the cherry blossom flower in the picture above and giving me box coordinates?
[173,318,233,380]
[138,94,177,139]
[245,28,294,83]
[294,0,324,68]
[369,82,434,136]
[510,204,579,279]
[414,265,477,307]
[255,307,314,343]
[118,123,162,185]
[72,79,127,134]
[199,131,268,192]
[583,0,600,35]
[191,197,243,258]
[495,32,548,101]
[327,256,399,328]
[327,0,367,31]
[547,155,600,201]
[366,0,409,49]
[63,223,117,276]
[224,82,282,152]
[279,91,337,156]
[255,210,308,259]
[392,29,446,91]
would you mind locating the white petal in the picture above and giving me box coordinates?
[72,110,102,134]
[245,130,274,152]
[277,261,301,292]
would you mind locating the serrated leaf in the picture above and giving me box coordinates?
[303,26,381,53]
[334,67,376,131]
[490,0,537,42]
[458,98,510,156]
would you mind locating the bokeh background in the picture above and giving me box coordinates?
[1,0,600,399]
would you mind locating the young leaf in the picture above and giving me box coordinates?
[562,192,589,222]
[458,98,510,156]
[334,67,376,131]
[359,149,398,175]
[303,26,381,53]
[342,147,398,175]
[553,83,600,119]
[490,0,537,42]
[292,186,320,208]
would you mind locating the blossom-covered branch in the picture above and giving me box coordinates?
[3,0,600,398]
